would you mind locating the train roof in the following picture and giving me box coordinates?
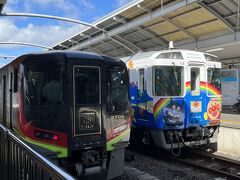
[120,49,219,62]
[6,50,124,67]
[19,50,105,60]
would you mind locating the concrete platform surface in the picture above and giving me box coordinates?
[221,113,240,128]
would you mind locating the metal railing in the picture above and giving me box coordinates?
[0,124,76,180]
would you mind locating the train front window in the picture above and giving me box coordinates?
[23,59,66,131]
[107,66,129,113]
[24,60,64,106]
[153,66,184,96]
[74,66,100,105]
[208,68,221,92]
[191,68,200,96]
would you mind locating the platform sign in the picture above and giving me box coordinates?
[220,69,239,105]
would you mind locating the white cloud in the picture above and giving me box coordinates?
[30,0,76,11]
[28,0,96,19]
[115,0,132,7]
[0,19,82,48]
[80,0,95,10]
[3,0,19,12]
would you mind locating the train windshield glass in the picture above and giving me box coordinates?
[23,59,66,131]
[153,66,184,96]
[74,66,100,105]
[207,68,221,92]
[107,66,129,113]
[24,60,64,106]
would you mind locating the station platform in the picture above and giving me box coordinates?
[217,108,240,158]
[221,113,240,128]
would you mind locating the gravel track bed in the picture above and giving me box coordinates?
[119,149,222,180]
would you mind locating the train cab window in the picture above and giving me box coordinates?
[207,68,221,92]
[153,66,184,96]
[13,68,18,92]
[157,52,183,59]
[74,67,100,105]
[107,66,129,113]
[24,60,64,106]
[191,68,200,96]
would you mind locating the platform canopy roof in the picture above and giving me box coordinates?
[52,0,240,64]
[0,0,6,13]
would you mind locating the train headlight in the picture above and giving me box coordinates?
[113,124,127,134]
[34,130,59,141]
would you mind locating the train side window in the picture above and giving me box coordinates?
[13,68,18,92]
[139,69,144,91]
[191,68,200,96]
[207,68,221,92]
[204,54,219,62]
[157,52,183,59]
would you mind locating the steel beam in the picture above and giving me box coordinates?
[207,0,224,6]
[111,16,142,53]
[0,12,105,32]
[76,33,139,54]
[0,42,52,49]
[58,44,68,49]
[175,30,240,51]
[224,13,238,19]
[87,46,103,54]
[137,26,167,46]
[109,37,137,54]
[52,0,144,47]
[113,15,127,24]
[162,16,196,39]
[198,2,236,32]
[114,35,143,52]
[69,0,199,51]
[137,3,152,13]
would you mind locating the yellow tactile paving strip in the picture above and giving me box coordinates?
[221,119,240,125]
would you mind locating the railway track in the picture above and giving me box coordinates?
[172,151,240,180]
[127,146,240,179]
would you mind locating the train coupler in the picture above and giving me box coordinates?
[76,150,107,176]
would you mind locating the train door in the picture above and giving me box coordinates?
[72,65,102,139]
[137,68,148,121]
[187,63,206,126]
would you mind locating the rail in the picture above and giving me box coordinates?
[128,144,240,179]
[0,124,75,180]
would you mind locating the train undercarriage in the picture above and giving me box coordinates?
[130,125,219,156]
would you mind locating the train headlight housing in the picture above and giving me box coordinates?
[34,130,59,141]
[113,123,127,134]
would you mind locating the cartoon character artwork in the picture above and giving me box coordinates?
[207,98,221,123]
[162,100,185,127]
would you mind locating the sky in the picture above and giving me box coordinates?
[0,0,133,66]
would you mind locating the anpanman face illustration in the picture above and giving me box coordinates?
[207,98,221,121]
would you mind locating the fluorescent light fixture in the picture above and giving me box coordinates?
[205,48,224,53]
